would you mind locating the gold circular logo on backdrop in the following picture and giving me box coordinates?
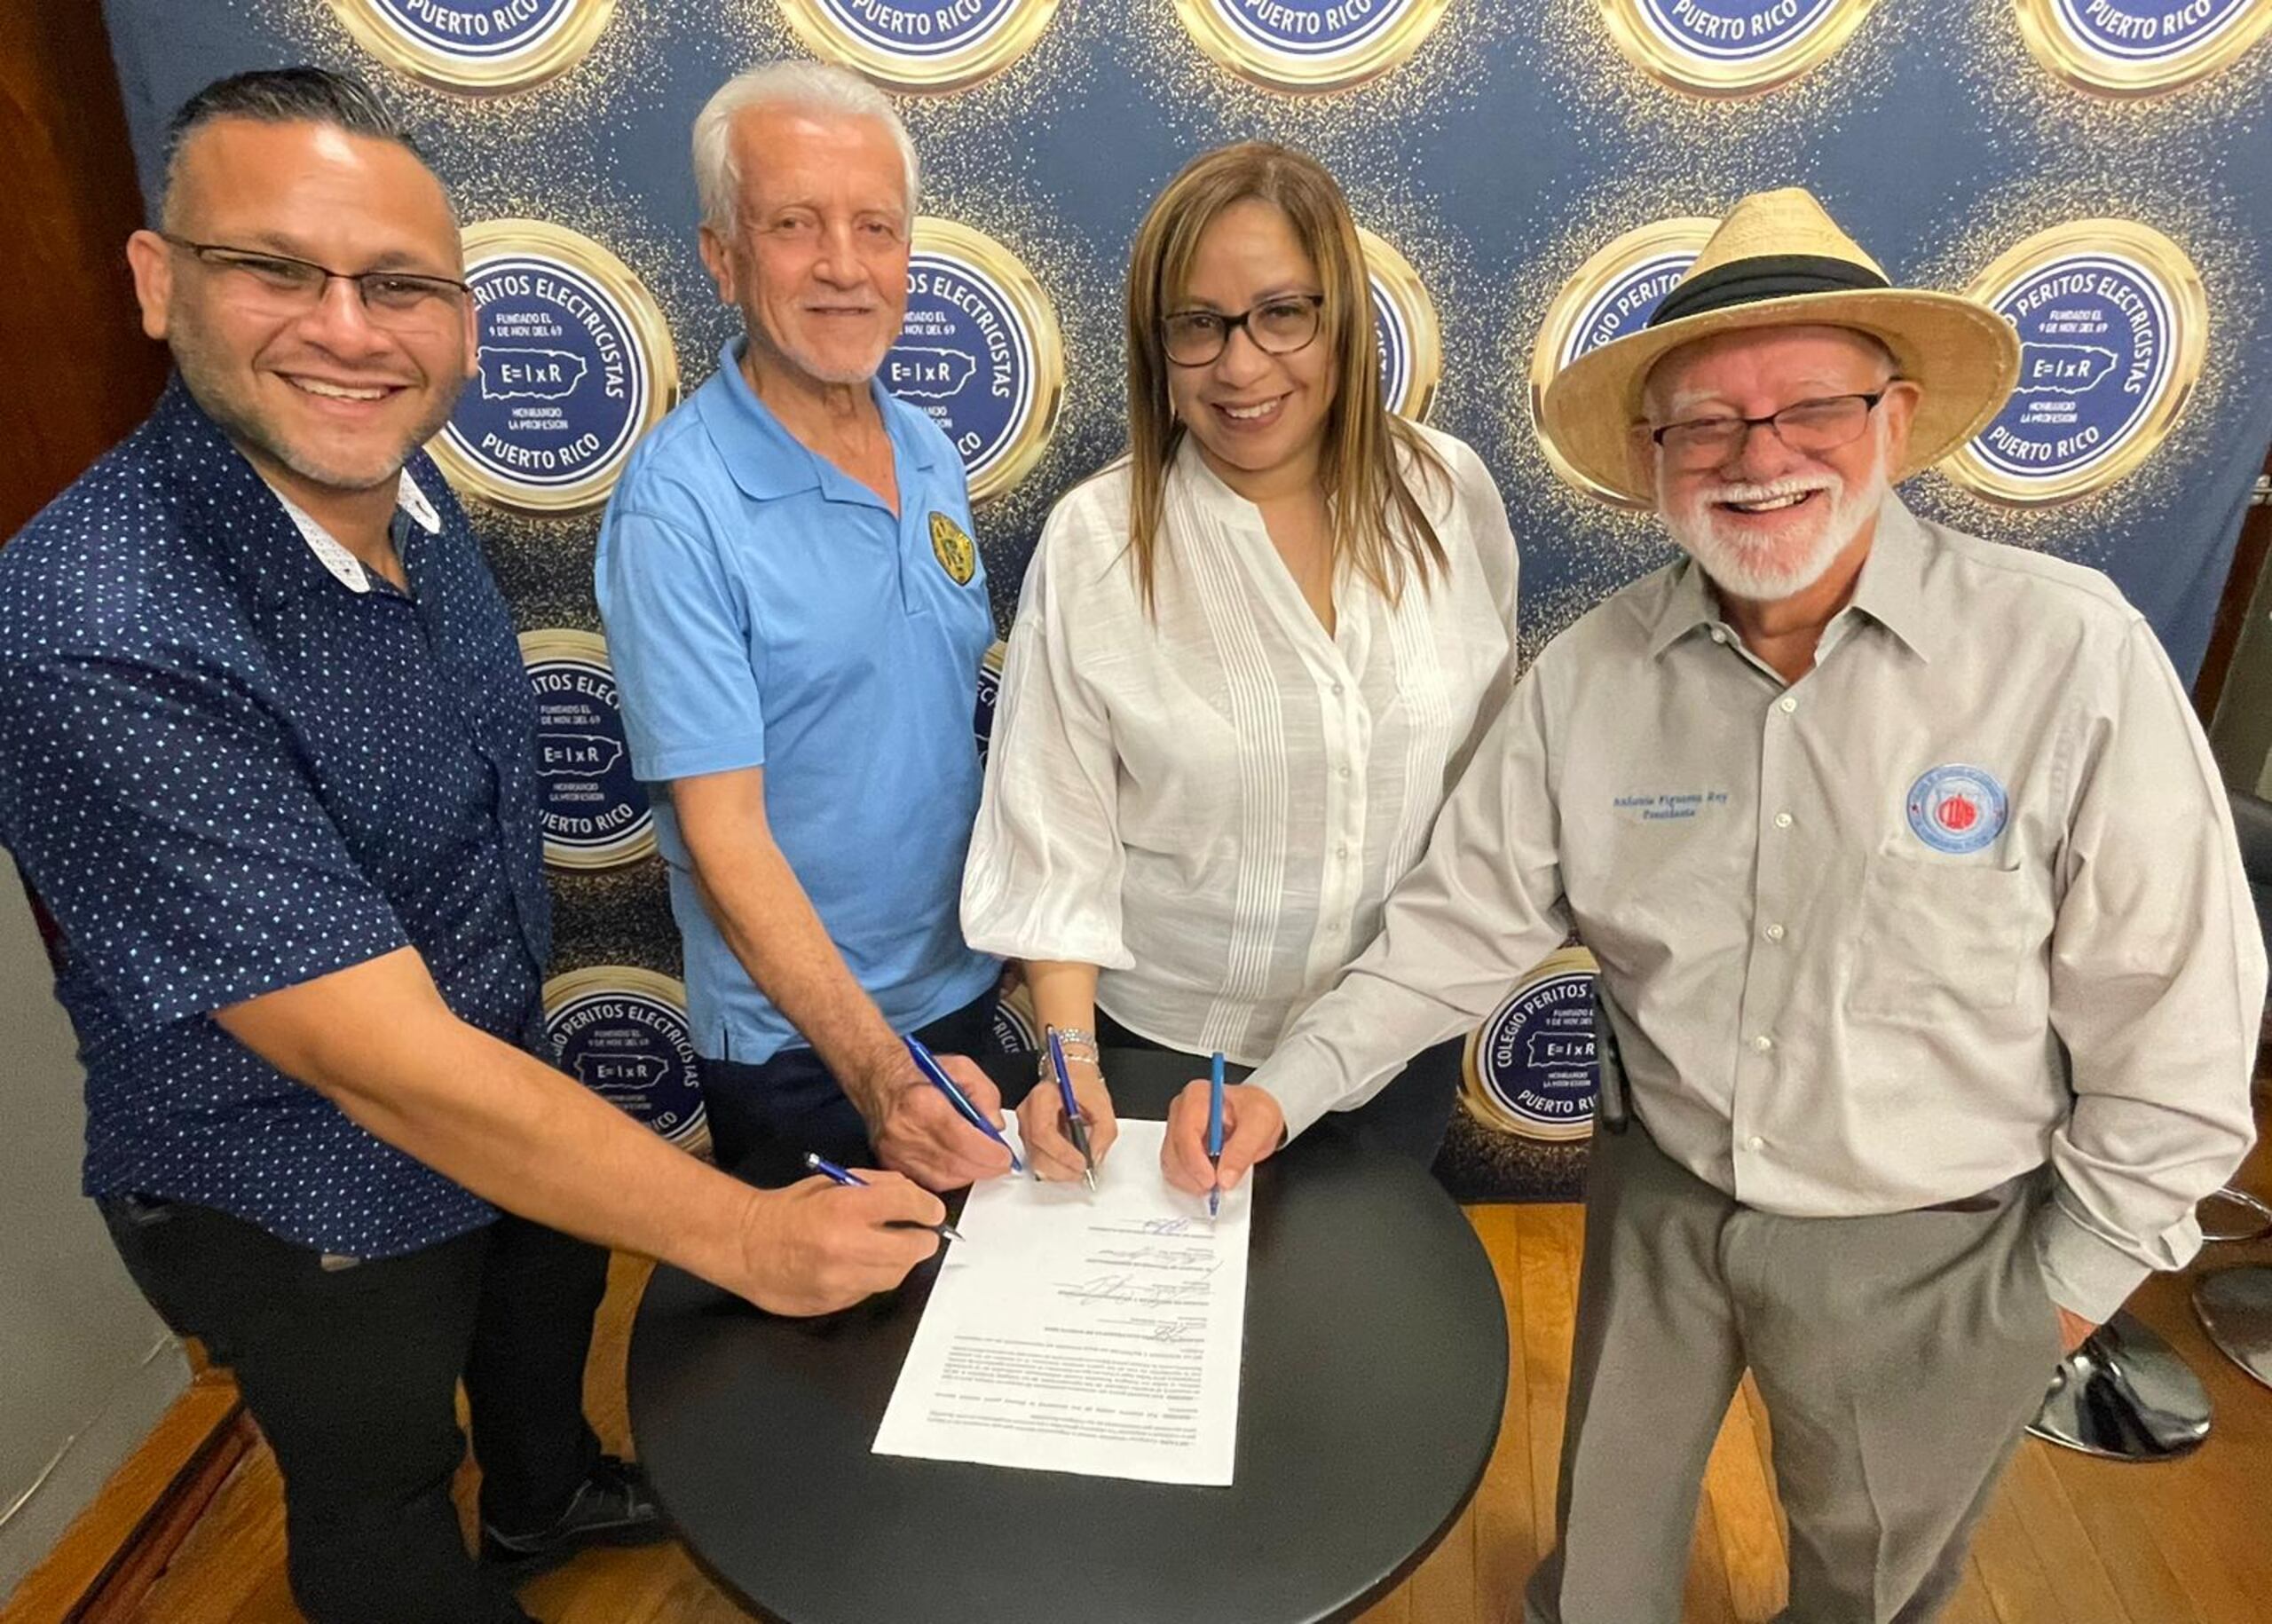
[775,0,1061,92]
[518,629,655,871]
[543,966,711,1157]
[1528,216,1718,508]
[886,217,1066,502]
[1942,218,2207,507]
[428,219,680,516]
[1598,0,1882,97]
[327,0,616,96]
[1358,226,1442,423]
[1461,946,1601,1143]
[2013,0,2272,98]
[1172,0,1452,93]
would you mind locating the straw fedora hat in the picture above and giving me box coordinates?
[1539,188,2021,506]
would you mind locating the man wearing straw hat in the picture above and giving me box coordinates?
[1164,188,2263,1621]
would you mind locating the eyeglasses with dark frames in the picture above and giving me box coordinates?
[1162,294,1326,367]
[158,233,470,327]
[1648,390,1895,468]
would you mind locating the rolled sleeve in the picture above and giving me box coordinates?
[0,645,407,1029]
[960,525,1132,969]
[2039,619,2265,1322]
[596,503,767,784]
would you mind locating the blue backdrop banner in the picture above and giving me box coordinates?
[97,0,2272,1189]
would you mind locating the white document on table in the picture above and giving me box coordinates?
[871,1116,1250,1486]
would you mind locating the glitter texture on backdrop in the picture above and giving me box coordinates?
[96,0,2272,1196]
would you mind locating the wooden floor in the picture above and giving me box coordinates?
[115,1143,2272,1624]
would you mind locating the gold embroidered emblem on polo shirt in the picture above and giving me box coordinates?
[929,511,977,586]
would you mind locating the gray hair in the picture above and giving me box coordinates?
[692,60,919,233]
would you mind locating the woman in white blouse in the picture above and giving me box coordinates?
[961,142,1519,1179]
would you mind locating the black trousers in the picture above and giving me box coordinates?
[99,1198,608,1624]
[1093,1008,1466,1167]
[698,989,1001,1185]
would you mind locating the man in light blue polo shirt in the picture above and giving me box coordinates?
[596,60,1009,1192]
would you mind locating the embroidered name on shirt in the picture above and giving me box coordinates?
[1614,789,1731,822]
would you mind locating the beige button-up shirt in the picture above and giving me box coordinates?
[1251,496,2264,1321]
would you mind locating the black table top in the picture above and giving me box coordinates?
[627,1050,1509,1624]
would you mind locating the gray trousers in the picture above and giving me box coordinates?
[1523,1120,2067,1624]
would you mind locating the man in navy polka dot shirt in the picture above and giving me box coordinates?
[0,68,949,1624]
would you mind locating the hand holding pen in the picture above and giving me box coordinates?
[903,1035,1026,1178]
[734,1162,949,1315]
[1208,1051,1225,1219]
[1162,1058,1288,1203]
[806,1153,966,1244]
[1015,1026,1122,1185]
[864,1035,1017,1190]
[1051,1028,1099,1192]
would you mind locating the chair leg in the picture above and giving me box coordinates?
[2026,1309,2213,1460]
[2194,1265,2272,1391]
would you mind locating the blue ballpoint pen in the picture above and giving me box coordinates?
[1207,1051,1227,1221]
[903,1034,1027,1176]
[802,1152,966,1244]
[1046,1026,1099,1193]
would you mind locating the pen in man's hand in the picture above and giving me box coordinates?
[1208,1051,1226,1221]
[803,1152,966,1244]
[1046,1026,1099,1193]
[904,1034,1026,1176]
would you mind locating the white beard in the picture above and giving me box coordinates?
[1660,430,1891,603]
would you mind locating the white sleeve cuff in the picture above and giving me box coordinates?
[2036,1203,2154,1325]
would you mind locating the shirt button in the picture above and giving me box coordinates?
[1331,682,1345,697]
[1777,695,1797,714]
[1337,844,1352,861]
[1773,811,1794,830]
[1337,765,1352,779]
[1710,628,1729,644]
[1764,922,1786,942]
[1752,1034,1774,1053]
[1746,1135,1765,1153]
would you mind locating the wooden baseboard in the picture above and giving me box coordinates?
[0,1376,246,1624]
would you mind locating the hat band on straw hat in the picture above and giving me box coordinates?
[1646,255,1891,330]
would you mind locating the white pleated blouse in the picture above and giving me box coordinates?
[961,426,1520,1064]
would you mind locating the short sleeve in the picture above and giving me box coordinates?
[595,504,768,783]
[0,644,408,1029]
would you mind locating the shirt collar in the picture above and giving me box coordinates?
[1645,552,1722,660]
[1837,494,1940,663]
[697,338,935,504]
[157,378,440,608]
[1644,492,1940,664]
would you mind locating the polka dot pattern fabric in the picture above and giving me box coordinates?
[0,381,552,1257]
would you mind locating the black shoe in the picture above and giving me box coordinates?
[480,1455,669,1581]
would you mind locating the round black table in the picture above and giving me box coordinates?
[628,1050,1509,1624]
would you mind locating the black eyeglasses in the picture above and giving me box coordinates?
[1163,294,1325,367]
[1649,390,1893,468]
[159,233,470,328]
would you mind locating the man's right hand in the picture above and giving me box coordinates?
[726,1172,946,1316]
[861,1049,1016,1191]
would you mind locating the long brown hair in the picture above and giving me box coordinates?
[1124,141,1448,611]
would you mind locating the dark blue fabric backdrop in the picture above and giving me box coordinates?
[92,2,2272,1191]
